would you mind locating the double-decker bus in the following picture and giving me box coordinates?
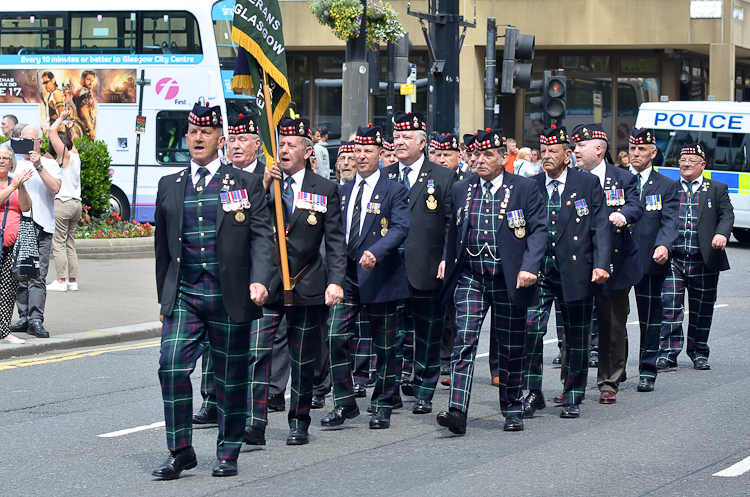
[0,0,256,222]
[635,100,750,242]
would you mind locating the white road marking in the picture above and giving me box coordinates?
[714,304,728,308]
[98,421,165,438]
[713,455,750,477]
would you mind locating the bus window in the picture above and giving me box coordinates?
[141,12,202,55]
[70,13,136,55]
[0,13,66,55]
[157,111,191,164]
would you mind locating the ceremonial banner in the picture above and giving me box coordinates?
[232,0,291,165]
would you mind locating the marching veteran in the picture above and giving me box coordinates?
[153,103,274,479]
[437,128,546,434]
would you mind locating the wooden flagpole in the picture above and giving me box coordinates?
[261,68,293,305]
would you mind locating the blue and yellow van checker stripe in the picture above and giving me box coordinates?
[655,167,750,195]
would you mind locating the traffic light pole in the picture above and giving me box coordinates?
[386,41,395,136]
[484,18,497,129]
[408,0,475,135]
[341,0,368,139]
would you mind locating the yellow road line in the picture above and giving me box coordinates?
[0,340,160,371]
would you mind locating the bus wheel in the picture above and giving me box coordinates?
[110,187,131,221]
[732,228,750,244]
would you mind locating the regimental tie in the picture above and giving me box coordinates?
[400,166,412,189]
[637,173,643,198]
[484,182,493,201]
[196,167,209,192]
[347,179,366,259]
[550,180,560,204]
[682,179,698,197]
[282,177,295,222]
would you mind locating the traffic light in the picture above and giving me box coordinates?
[529,70,567,128]
[393,33,412,83]
[500,26,535,94]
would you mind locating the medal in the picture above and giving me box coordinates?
[235,211,246,222]
[427,179,435,195]
[515,226,525,238]
[426,194,437,210]
[307,211,317,225]
[646,203,652,212]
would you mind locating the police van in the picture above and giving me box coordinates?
[635,101,750,243]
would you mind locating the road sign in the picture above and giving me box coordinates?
[400,84,415,95]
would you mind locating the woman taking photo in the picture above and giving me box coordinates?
[46,109,82,292]
[0,145,33,344]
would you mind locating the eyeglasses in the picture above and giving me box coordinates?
[678,158,703,165]
[0,157,11,162]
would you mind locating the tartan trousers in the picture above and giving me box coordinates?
[450,266,527,417]
[352,311,376,384]
[633,273,666,379]
[400,287,446,401]
[524,265,593,405]
[329,277,398,414]
[158,272,250,460]
[660,254,719,362]
[395,299,415,381]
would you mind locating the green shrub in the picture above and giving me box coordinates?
[74,136,112,217]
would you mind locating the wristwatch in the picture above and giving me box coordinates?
[35,164,43,172]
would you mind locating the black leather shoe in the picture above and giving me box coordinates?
[440,364,450,376]
[192,407,218,425]
[393,394,403,409]
[311,395,325,409]
[503,415,524,431]
[401,382,414,397]
[367,372,376,386]
[656,357,677,371]
[436,409,467,435]
[286,428,309,445]
[560,405,580,418]
[369,412,391,429]
[552,352,562,366]
[27,322,49,338]
[320,405,360,427]
[413,399,433,414]
[589,351,599,368]
[152,447,197,480]
[10,319,28,334]
[693,357,711,370]
[212,459,238,477]
[244,425,266,445]
[354,383,367,398]
[522,390,546,419]
[637,377,655,392]
[268,393,285,412]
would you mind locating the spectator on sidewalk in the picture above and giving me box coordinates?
[9,126,62,339]
[2,115,17,138]
[0,145,33,344]
[514,147,537,177]
[313,126,330,179]
[47,109,82,292]
[505,138,519,173]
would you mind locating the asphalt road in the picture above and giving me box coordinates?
[1,242,749,496]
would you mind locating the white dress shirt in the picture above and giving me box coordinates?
[479,172,504,197]
[545,167,568,198]
[589,159,607,188]
[398,155,425,186]
[190,157,221,186]
[680,174,704,194]
[629,165,653,184]
[346,169,380,240]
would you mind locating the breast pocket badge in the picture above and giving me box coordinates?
[380,217,389,236]
[426,194,438,210]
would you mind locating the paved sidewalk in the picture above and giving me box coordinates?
[1,258,161,359]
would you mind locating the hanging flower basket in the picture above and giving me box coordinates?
[310,0,405,50]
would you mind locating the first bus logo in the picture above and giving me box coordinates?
[156,78,180,100]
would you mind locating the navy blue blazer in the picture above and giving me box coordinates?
[533,168,611,302]
[599,163,644,291]
[441,172,547,309]
[339,172,411,304]
[691,178,734,272]
[630,169,680,276]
